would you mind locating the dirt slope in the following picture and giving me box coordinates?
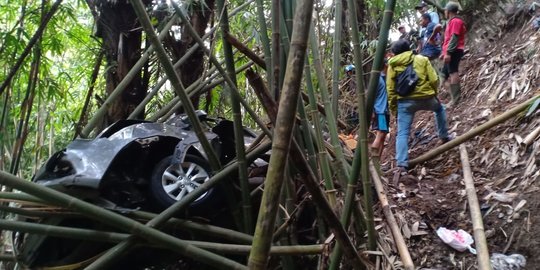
[376,3,540,269]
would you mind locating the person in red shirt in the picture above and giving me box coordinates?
[440,2,466,106]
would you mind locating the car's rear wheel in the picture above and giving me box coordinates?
[150,154,214,211]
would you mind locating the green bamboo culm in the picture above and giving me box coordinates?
[254,0,273,92]
[308,24,351,186]
[80,15,176,138]
[329,0,380,266]
[348,0,384,252]
[0,170,247,270]
[365,0,396,125]
[129,0,221,171]
[271,0,280,100]
[169,3,273,139]
[0,219,323,255]
[331,0,344,117]
[128,0,255,120]
[247,0,314,267]
[303,57,337,208]
[216,0,253,234]
[149,61,254,122]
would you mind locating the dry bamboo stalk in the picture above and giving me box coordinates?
[369,161,414,270]
[410,94,540,166]
[522,125,540,146]
[459,145,492,270]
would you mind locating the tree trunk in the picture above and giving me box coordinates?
[86,0,150,130]
[164,0,216,111]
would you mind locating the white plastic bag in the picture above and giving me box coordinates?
[436,227,477,254]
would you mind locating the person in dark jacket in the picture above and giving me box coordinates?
[386,39,450,173]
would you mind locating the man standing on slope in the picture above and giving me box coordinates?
[418,13,442,60]
[386,39,449,176]
[440,2,466,106]
[415,2,440,24]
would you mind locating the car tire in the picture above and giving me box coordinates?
[150,154,215,212]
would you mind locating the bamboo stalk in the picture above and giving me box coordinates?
[0,205,78,218]
[365,0,396,125]
[222,38,349,131]
[459,145,492,270]
[129,41,202,120]
[369,162,414,270]
[522,124,540,146]
[10,42,39,175]
[231,68,364,268]
[0,204,254,244]
[127,0,255,120]
[290,140,367,270]
[254,0,273,93]
[330,0,344,117]
[0,219,323,255]
[170,3,272,139]
[248,0,314,268]
[303,59,338,208]
[127,211,254,244]
[308,23,351,184]
[150,62,254,122]
[296,85,320,182]
[330,30,372,261]
[0,170,246,270]
[224,33,266,68]
[0,0,62,96]
[132,0,222,172]
[342,0,380,255]
[80,16,176,137]
[409,94,540,166]
[271,0,280,100]
[74,50,104,138]
[0,192,43,204]
[216,0,253,234]
[0,254,16,261]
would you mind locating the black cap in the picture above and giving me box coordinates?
[391,39,411,55]
[444,2,460,13]
[415,2,427,9]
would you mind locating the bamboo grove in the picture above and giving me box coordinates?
[0,0,464,269]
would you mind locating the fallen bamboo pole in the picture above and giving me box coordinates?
[369,161,414,270]
[0,254,16,261]
[409,94,540,166]
[522,124,540,146]
[459,145,492,270]
[0,203,254,244]
[0,220,323,255]
[0,171,246,270]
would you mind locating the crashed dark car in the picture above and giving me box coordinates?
[15,111,270,268]
[32,110,267,212]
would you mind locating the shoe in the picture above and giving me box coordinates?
[440,133,455,144]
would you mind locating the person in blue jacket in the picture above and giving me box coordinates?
[371,60,390,158]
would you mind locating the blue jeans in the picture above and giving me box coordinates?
[396,97,448,168]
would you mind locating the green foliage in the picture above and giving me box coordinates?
[0,0,99,177]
